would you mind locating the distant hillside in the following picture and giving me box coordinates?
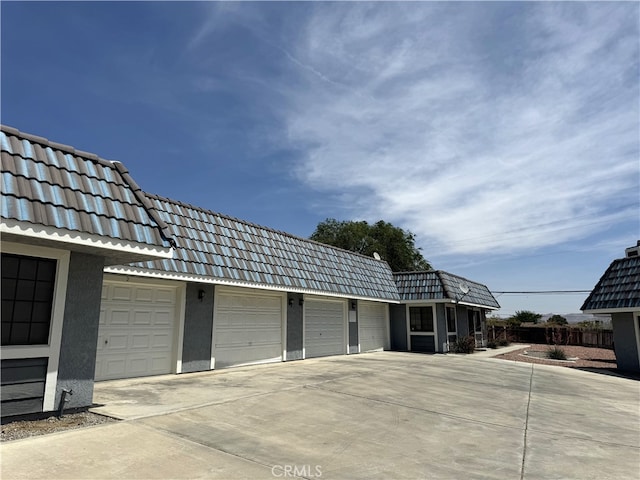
[491,313,611,324]
[540,313,611,324]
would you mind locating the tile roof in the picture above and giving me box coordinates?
[126,194,400,301]
[581,256,640,311]
[1,125,173,250]
[393,271,500,309]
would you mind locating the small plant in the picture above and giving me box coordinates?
[547,346,567,360]
[487,340,498,349]
[451,336,476,354]
[497,338,510,347]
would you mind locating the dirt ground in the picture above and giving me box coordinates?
[1,411,116,442]
[494,344,617,369]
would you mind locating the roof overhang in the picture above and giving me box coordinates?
[1,219,174,265]
[104,265,401,303]
[399,298,499,309]
[582,308,640,314]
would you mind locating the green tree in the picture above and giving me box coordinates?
[509,310,542,326]
[310,218,431,272]
[546,314,568,326]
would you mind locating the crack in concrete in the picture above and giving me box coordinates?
[520,363,534,480]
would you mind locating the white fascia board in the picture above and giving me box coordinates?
[583,308,640,314]
[459,301,500,310]
[104,265,401,304]
[400,298,498,309]
[1,219,174,259]
[401,299,452,304]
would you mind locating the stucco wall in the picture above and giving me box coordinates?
[181,283,214,373]
[612,312,640,372]
[348,299,359,354]
[435,303,447,353]
[286,293,303,360]
[389,304,408,351]
[56,252,104,410]
[456,306,470,337]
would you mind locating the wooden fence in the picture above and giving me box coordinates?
[488,326,614,349]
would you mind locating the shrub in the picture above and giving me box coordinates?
[497,338,510,347]
[547,346,567,360]
[487,340,498,349]
[451,336,476,354]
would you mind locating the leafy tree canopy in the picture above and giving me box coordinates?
[509,310,543,325]
[546,314,568,326]
[310,218,431,272]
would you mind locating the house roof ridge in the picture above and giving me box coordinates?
[1,124,114,168]
[437,270,487,287]
[393,270,437,275]
[111,164,174,247]
[580,255,640,310]
[143,192,393,265]
[1,124,175,249]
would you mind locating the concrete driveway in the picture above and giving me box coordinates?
[2,351,639,479]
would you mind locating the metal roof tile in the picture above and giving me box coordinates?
[581,256,640,311]
[132,193,399,299]
[1,126,173,249]
[393,271,499,308]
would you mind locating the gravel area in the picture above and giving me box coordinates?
[494,344,617,369]
[1,411,116,442]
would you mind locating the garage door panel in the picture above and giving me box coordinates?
[305,299,345,358]
[359,301,388,352]
[108,310,130,325]
[96,280,178,381]
[111,286,132,301]
[132,311,152,325]
[154,288,177,304]
[134,288,154,303]
[214,289,283,368]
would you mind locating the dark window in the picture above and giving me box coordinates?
[1,254,56,346]
[446,306,456,333]
[468,309,481,334]
[409,307,434,332]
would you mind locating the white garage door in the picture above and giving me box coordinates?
[96,280,178,381]
[214,288,283,368]
[305,299,345,358]
[359,301,388,352]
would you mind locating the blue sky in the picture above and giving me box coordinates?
[2,1,638,315]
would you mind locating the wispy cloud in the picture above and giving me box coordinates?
[271,3,639,255]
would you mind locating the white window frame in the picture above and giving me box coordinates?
[406,304,439,352]
[1,242,70,411]
[445,305,457,335]
[468,308,485,347]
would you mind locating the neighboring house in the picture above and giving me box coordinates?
[581,243,640,372]
[101,193,399,379]
[1,125,174,417]
[1,125,500,419]
[390,271,500,352]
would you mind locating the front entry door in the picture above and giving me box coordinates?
[468,310,484,347]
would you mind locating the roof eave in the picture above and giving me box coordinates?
[582,307,640,314]
[105,265,402,303]
[1,219,174,265]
